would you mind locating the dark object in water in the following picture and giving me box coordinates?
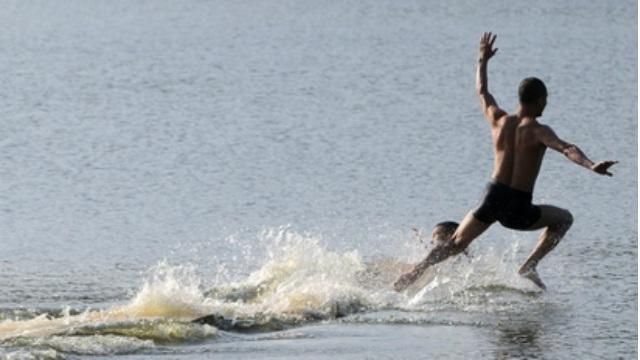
[191,302,364,333]
[190,314,287,333]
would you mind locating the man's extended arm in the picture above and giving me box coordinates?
[477,32,506,123]
[537,125,618,176]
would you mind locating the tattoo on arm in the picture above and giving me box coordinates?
[540,127,596,170]
[563,145,595,169]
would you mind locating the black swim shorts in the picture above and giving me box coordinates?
[472,181,541,230]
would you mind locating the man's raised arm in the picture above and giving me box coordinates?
[476,32,506,123]
[537,125,618,176]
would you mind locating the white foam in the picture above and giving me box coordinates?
[26,335,154,356]
[0,227,541,355]
[122,262,208,320]
[0,348,63,360]
[202,227,376,321]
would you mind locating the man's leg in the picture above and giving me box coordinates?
[518,205,573,289]
[393,211,491,291]
[451,211,492,250]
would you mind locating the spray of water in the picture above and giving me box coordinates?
[0,227,541,356]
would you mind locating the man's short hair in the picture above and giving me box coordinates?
[518,77,547,104]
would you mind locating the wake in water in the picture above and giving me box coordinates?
[0,227,541,357]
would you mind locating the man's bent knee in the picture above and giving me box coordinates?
[560,209,573,228]
[550,209,573,232]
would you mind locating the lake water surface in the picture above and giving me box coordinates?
[0,1,637,359]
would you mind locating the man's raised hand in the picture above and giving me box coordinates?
[479,32,498,62]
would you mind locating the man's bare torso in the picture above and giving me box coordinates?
[490,114,546,192]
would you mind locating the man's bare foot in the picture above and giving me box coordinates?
[518,267,546,290]
[393,271,418,292]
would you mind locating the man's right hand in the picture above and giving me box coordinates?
[479,32,498,62]
[591,161,618,176]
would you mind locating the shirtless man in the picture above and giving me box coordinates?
[394,32,617,291]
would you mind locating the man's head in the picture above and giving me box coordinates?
[518,77,547,116]
[431,221,459,246]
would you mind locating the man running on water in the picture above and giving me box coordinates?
[394,32,617,291]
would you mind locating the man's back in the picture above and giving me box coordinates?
[489,115,517,186]
[490,114,547,193]
[512,118,547,192]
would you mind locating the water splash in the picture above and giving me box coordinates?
[123,262,206,320]
[401,240,543,311]
[200,227,377,328]
[0,262,217,348]
[0,227,541,356]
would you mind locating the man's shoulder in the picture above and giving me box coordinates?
[528,123,560,147]
[533,123,554,134]
[520,118,550,131]
[515,119,553,146]
[494,113,516,126]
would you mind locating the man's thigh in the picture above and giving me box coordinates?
[453,211,492,248]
